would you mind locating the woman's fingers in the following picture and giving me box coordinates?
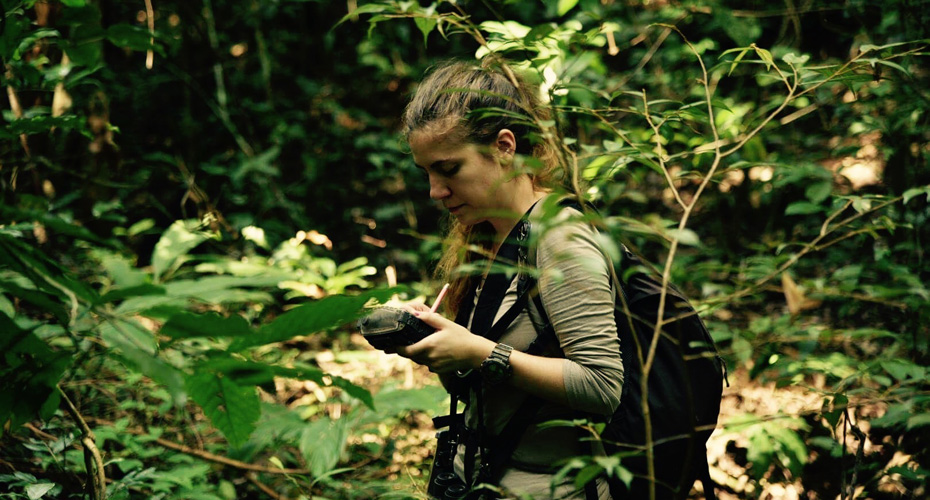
[400,302,430,314]
[411,310,452,329]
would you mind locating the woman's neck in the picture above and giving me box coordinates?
[490,188,548,246]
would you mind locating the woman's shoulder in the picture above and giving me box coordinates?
[529,194,607,267]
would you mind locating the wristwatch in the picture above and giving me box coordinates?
[481,343,514,385]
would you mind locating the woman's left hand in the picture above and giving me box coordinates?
[395,310,495,374]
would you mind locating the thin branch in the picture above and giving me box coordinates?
[642,91,686,210]
[247,473,283,499]
[144,0,155,69]
[59,387,106,500]
[86,417,312,475]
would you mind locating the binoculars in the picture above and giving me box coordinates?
[427,429,468,500]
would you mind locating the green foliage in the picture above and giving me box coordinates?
[2,0,928,497]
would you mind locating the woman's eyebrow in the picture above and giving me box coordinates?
[414,158,455,171]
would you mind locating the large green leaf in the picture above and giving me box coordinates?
[196,357,373,409]
[186,371,261,448]
[229,287,402,350]
[299,416,351,478]
[0,313,71,434]
[160,312,253,340]
[0,235,97,305]
[99,321,186,405]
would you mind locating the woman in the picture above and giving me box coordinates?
[395,59,623,500]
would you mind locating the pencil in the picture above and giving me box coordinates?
[429,283,450,313]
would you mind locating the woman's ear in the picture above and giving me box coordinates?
[495,129,517,166]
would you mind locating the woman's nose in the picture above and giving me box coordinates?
[429,175,451,200]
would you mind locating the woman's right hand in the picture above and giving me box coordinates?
[394,310,495,374]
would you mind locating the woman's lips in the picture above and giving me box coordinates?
[447,204,464,214]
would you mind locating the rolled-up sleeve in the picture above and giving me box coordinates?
[536,211,624,416]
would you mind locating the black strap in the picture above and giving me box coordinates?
[699,456,717,500]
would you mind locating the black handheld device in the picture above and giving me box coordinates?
[357,307,435,351]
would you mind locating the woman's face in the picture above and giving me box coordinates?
[409,129,515,228]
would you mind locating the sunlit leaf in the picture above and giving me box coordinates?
[414,17,437,47]
[151,220,217,282]
[557,0,579,16]
[903,186,930,204]
[25,483,56,500]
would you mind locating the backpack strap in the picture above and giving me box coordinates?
[699,458,718,500]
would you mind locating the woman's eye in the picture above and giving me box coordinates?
[438,164,460,177]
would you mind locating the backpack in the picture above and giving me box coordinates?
[528,242,726,499]
[483,200,726,499]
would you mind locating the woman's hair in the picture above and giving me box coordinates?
[402,58,562,315]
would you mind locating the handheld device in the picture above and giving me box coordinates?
[357,306,435,350]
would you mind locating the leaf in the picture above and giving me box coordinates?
[752,45,775,70]
[727,48,749,76]
[782,273,821,315]
[872,59,910,76]
[903,186,930,204]
[358,385,447,425]
[186,371,261,447]
[25,483,56,500]
[573,464,603,489]
[0,313,71,434]
[106,24,159,53]
[160,312,253,340]
[557,0,579,16]
[229,288,402,350]
[197,358,374,409]
[1,116,88,139]
[332,3,388,30]
[414,17,437,47]
[299,417,351,477]
[805,181,832,204]
[99,321,186,405]
[782,52,810,66]
[97,284,166,304]
[907,413,930,430]
[851,197,872,213]
[666,228,701,246]
[785,201,824,215]
[151,220,216,282]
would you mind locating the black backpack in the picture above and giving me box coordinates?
[531,243,726,499]
[468,201,727,499]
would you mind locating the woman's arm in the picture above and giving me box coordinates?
[534,209,623,415]
[395,311,570,405]
[395,210,622,414]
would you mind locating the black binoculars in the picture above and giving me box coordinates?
[427,429,468,500]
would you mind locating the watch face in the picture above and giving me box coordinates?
[482,357,511,384]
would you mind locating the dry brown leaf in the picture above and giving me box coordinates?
[782,272,822,315]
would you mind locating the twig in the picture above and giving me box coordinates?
[85,417,312,475]
[247,473,283,499]
[201,0,254,157]
[144,0,155,69]
[642,91,686,210]
[59,387,106,500]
